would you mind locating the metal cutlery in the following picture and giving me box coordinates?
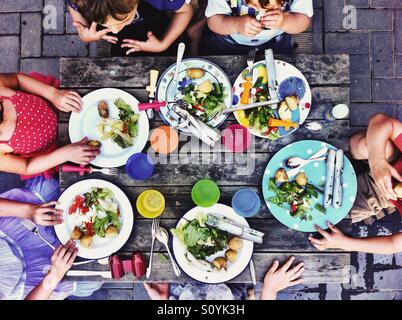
[304,121,323,132]
[172,43,186,100]
[61,164,119,176]
[145,69,160,120]
[155,226,181,277]
[72,257,110,266]
[249,259,257,285]
[286,147,329,178]
[220,99,280,115]
[246,48,257,76]
[20,219,55,250]
[265,49,279,110]
[146,217,160,278]
[66,270,112,279]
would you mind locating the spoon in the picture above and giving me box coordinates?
[155,227,181,277]
[284,147,329,169]
[304,121,323,132]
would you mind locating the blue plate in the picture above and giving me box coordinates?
[262,140,357,232]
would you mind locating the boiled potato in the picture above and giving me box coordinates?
[395,183,402,198]
[275,168,289,183]
[186,68,205,79]
[295,172,308,186]
[105,225,119,238]
[285,96,299,111]
[71,226,83,240]
[80,235,93,249]
[87,140,102,148]
[228,236,243,251]
[225,249,238,263]
[197,80,213,94]
[212,257,227,270]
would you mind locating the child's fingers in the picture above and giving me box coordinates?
[279,256,295,272]
[290,267,305,281]
[102,35,118,44]
[289,278,304,286]
[41,201,59,208]
[263,9,281,16]
[126,48,141,55]
[267,259,280,274]
[67,248,79,265]
[89,22,98,33]
[67,92,82,105]
[98,27,113,36]
[65,98,82,112]
[308,236,323,245]
[314,225,330,239]
[327,221,339,233]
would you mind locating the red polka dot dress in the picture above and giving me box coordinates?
[0,91,58,157]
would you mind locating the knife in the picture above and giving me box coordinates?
[172,43,186,100]
[265,49,278,110]
[220,99,280,114]
[145,69,160,119]
[66,270,113,279]
[250,259,257,285]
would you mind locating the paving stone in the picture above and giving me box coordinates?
[345,0,369,8]
[372,32,394,77]
[20,58,60,78]
[396,55,402,77]
[355,9,393,31]
[323,0,344,31]
[277,291,320,300]
[0,36,19,72]
[373,79,402,102]
[349,54,371,103]
[108,289,133,300]
[350,290,402,300]
[0,13,20,34]
[370,0,402,8]
[395,252,402,266]
[312,9,323,54]
[313,0,322,9]
[69,288,109,300]
[21,13,42,58]
[325,284,343,300]
[0,0,43,12]
[373,269,402,290]
[350,103,395,126]
[43,0,65,34]
[133,283,151,300]
[43,35,88,57]
[396,10,402,54]
[325,32,370,54]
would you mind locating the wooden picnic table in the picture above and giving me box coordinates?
[59,54,352,284]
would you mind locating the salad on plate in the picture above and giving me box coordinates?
[69,187,122,249]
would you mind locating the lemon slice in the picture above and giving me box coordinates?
[236,110,250,128]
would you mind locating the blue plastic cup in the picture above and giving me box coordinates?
[126,153,155,180]
[232,189,261,217]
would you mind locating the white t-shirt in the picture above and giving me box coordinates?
[205,0,314,46]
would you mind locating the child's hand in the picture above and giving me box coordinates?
[52,90,83,113]
[29,201,63,226]
[370,158,402,201]
[309,222,349,251]
[63,137,101,166]
[48,240,78,283]
[261,256,304,300]
[73,21,118,44]
[235,15,263,37]
[260,9,286,29]
[143,283,169,300]
[122,32,168,54]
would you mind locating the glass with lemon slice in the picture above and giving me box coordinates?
[136,190,165,218]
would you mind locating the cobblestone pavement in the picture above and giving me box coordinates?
[1,0,402,300]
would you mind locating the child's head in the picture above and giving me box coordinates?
[73,0,139,34]
[245,0,282,11]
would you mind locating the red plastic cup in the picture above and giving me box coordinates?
[221,124,251,153]
[109,255,125,279]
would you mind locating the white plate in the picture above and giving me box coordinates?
[172,204,253,284]
[156,58,233,134]
[69,88,149,168]
[54,179,134,260]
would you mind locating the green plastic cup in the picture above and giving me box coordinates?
[191,179,221,208]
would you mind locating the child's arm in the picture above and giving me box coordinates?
[69,8,117,44]
[122,3,193,54]
[366,114,402,200]
[207,14,263,37]
[0,138,100,176]
[309,222,402,254]
[0,199,63,226]
[0,73,83,113]
[25,241,78,300]
[261,10,311,34]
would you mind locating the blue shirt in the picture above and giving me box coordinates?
[67,0,187,12]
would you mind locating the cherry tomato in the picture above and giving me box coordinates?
[291,204,298,212]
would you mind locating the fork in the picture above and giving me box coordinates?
[146,217,160,278]
[20,219,55,250]
[62,164,119,176]
[89,167,119,175]
[246,48,258,76]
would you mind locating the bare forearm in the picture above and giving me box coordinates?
[207,15,240,35]
[366,115,393,163]
[0,199,32,218]
[16,74,57,102]
[24,147,68,175]
[162,5,193,48]
[25,272,62,300]
[339,235,402,254]
[281,13,310,34]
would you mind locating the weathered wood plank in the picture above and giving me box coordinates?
[58,86,350,123]
[60,54,350,88]
[68,252,351,284]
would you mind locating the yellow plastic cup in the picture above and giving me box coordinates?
[136,190,165,218]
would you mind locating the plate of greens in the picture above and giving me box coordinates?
[171,204,253,284]
[55,179,134,260]
[233,60,311,140]
[262,140,357,232]
[156,58,232,134]
[69,88,149,168]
